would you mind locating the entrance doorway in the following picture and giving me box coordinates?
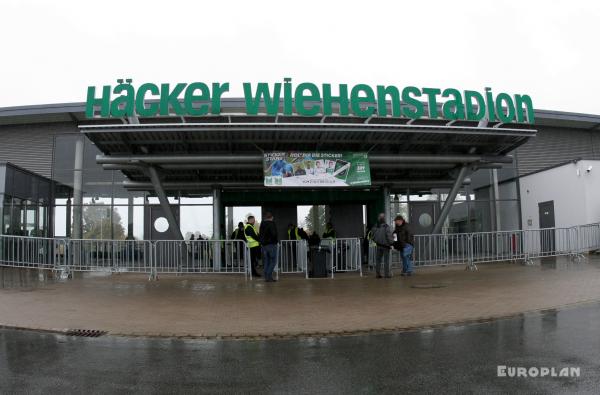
[225,206,262,239]
[538,200,555,253]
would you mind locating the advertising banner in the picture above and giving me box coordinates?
[263,152,371,187]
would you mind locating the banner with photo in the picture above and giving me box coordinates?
[263,152,371,187]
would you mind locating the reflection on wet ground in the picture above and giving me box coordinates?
[0,301,599,393]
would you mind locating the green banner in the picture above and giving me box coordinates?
[263,152,371,187]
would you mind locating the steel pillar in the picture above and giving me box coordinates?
[383,186,391,224]
[72,137,84,239]
[212,188,222,271]
[147,166,183,240]
[227,206,234,238]
[431,165,469,235]
[491,168,501,231]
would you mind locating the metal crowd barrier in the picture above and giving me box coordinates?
[522,227,581,263]
[276,240,308,278]
[0,235,67,270]
[68,239,153,275]
[153,239,251,278]
[575,223,600,256]
[2,223,600,279]
[332,238,362,277]
[471,231,525,264]
[368,224,600,273]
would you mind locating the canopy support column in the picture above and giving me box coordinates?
[431,165,469,235]
[383,186,391,224]
[72,137,84,239]
[212,188,222,271]
[147,166,183,240]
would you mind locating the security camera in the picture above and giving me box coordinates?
[586,166,593,173]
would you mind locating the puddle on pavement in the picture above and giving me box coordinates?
[0,267,63,289]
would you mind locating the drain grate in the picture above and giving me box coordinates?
[65,329,107,337]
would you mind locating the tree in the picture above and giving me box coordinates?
[304,205,326,235]
[82,205,126,240]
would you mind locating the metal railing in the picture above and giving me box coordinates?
[0,235,67,270]
[153,240,251,278]
[2,223,600,279]
[368,223,600,272]
[276,240,308,278]
[332,238,362,277]
[68,239,153,274]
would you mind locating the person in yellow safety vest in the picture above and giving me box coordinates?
[366,227,375,246]
[287,223,302,240]
[244,216,261,277]
[322,222,336,240]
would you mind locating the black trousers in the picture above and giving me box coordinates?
[250,246,261,275]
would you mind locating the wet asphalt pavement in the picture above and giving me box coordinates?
[1,302,600,394]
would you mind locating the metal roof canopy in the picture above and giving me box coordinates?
[80,116,537,191]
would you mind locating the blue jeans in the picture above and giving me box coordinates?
[262,244,278,280]
[401,244,414,274]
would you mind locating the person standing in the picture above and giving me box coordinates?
[393,215,415,276]
[231,222,245,240]
[244,216,261,277]
[322,222,336,239]
[259,211,279,282]
[371,213,394,278]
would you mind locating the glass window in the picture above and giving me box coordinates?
[81,204,112,239]
[54,205,68,237]
[37,205,48,237]
[133,205,144,240]
[83,170,113,198]
[391,202,408,220]
[180,196,213,205]
[469,201,493,233]
[147,196,179,205]
[111,205,129,240]
[180,205,213,239]
[53,135,79,170]
[498,200,520,231]
[498,181,518,200]
[409,193,439,201]
[83,139,103,170]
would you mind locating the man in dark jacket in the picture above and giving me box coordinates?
[371,213,394,278]
[259,211,279,282]
[393,215,415,276]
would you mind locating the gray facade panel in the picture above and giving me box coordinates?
[0,122,78,177]
[516,127,600,175]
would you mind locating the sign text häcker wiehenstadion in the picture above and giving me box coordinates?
[85,79,535,124]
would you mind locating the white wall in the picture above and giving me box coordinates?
[519,160,600,229]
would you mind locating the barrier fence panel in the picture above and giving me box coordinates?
[0,235,67,270]
[276,240,308,278]
[333,238,362,277]
[153,240,250,277]
[576,223,600,254]
[523,227,574,262]
[412,233,472,267]
[68,239,153,273]
[471,231,525,264]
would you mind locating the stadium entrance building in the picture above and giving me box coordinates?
[0,80,598,242]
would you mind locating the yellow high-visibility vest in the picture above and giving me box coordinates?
[244,223,260,248]
[287,227,301,240]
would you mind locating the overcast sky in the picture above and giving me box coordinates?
[0,0,598,114]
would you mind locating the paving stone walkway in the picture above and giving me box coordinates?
[1,256,599,338]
